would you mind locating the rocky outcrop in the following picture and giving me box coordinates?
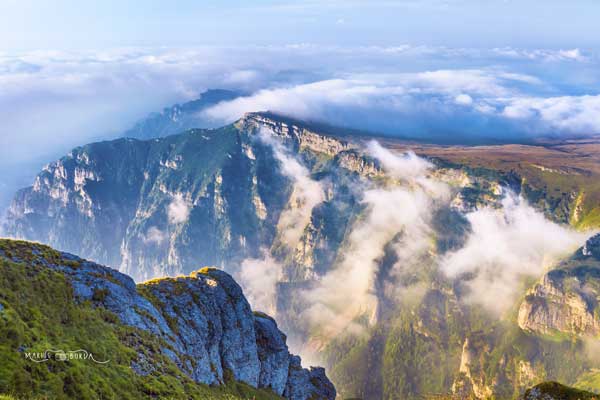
[239,112,353,157]
[452,337,494,399]
[583,233,600,259]
[520,382,598,400]
[0,240,336,400]
[518,242,600,337]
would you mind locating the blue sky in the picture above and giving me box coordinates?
[1,1,600,210]
[2,0,600,51]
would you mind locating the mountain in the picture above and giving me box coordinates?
[4,112,600,399]
[0,238,335,400]
[122,89,241,140]
[0,89,241,222]
[2,112,366,280]
[521,382,599,400]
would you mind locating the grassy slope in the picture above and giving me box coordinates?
[0,239,282,400]
[382,139,600,229]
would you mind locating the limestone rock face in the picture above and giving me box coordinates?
[452,337,494,400]
[518,248,600,337]
[0,242,336,400]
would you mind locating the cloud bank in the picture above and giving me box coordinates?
[2,44,599,169]
[442,193,588,314]
[203,70,600,141]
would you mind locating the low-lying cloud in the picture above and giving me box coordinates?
[258,128,325,248]
[441,193,588,314]
[203,70,600,140]
[238,250,282,316]
[168,194,191,225]
[297,142,450,339]
[242,137,592,349]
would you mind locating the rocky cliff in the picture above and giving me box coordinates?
[0,239,335,400]
[518,233,600,337]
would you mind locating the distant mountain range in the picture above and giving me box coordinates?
[122,89,241,140]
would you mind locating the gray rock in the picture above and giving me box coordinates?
[583,233,600,259]
[254,313,290,395]
[284,355,336,400]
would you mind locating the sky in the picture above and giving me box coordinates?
[1,1,600,210]
[2,1,600,51]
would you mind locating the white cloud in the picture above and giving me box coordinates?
[454,93,473,105]
[299,142,449,338]
[441,193,589,314]
[168,194,190,224]
[258,128,325,248]
[238,250,282,315]
[500,95,600,134]
[142,226,167,244]
[367,140,433,178]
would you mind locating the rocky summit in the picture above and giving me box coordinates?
[0,239,335,400]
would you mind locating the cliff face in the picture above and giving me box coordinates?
[2,112,502,283]
[518,233,600,337]
[0,239,335,400]
[4,122,292,281]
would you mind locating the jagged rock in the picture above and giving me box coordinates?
[518,265,600,337]
[583,233,600,259]
[254,313,292,394]
[240,112,353,157]
[452,337,494,399]
[284,355,336,400]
